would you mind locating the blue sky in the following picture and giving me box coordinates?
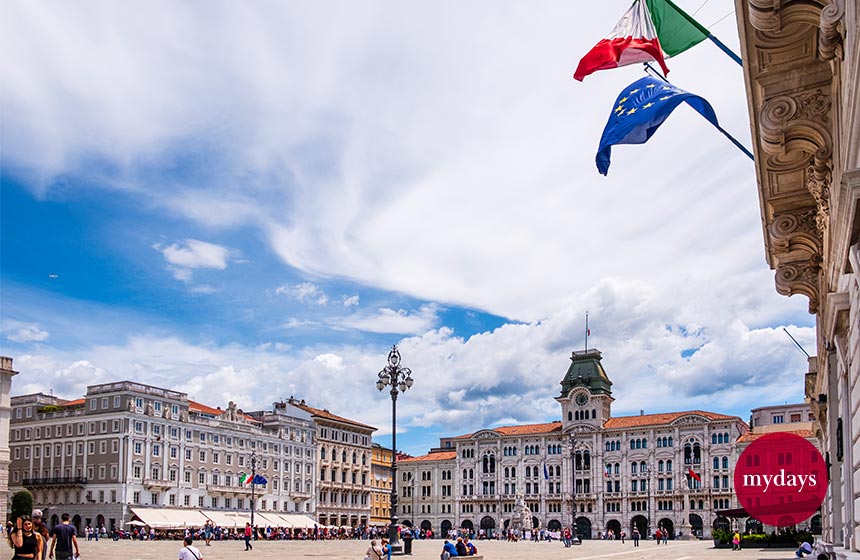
[1,0,815,456]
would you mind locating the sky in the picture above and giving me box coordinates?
[0,0,816,457]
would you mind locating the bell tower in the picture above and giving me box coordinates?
[556,348,613,430]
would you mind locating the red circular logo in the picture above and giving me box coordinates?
[735,432,827,527]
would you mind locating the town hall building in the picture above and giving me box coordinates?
[399,348,748,540]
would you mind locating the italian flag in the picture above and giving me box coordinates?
[574,0,709,81]
[239,473,253,485]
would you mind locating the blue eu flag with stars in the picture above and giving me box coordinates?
[596,75,719,175]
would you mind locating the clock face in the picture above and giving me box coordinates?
[575,392,589,406]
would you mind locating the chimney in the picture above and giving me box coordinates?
[640,410,644,416]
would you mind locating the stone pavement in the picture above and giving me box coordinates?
[73,538,809,560]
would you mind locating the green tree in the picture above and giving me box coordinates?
[10,490,33,521]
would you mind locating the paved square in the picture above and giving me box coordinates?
[73,538,806,560]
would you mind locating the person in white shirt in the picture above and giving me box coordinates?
[178,536,203,560]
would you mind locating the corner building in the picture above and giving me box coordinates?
[400,349,747,540]
[8,382,317,532]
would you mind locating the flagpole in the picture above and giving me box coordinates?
[706,35,742,66]
[585,311,589,352]
[643,62,754,162]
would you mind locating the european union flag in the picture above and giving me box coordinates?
[596,75,718,175]
[253,474,268,485]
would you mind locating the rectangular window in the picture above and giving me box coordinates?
[89,400,97,411]
[114,396,121,408]
[198,496,204,508]
[101,397,108,409]
[198,472,205,484]
[184,495,191,506]
[133,491,141,504]
[773,415,784,424]
[184,471,192,483]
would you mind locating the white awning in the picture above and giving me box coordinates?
[128,507,209,529]
[199,510,251,528]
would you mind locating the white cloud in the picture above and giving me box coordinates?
[4,322,50,343]
[330,304,440,335]
[153,239,234,283]
[275,282,328,306]
[342,294,360,308]
[4,286,814,456]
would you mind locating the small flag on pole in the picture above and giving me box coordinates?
[604,465,610,478]
[688,467,701,482]
[595,75,718,175]
[239,473,250,484]
[253,474,268,485]
[544,463,550,480]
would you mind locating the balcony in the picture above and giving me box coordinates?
[23,477,87,488]
[143,479,173,491]
[206,484,253,495]
[290,491,312,500]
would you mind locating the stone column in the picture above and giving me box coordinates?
[0,357,19,522]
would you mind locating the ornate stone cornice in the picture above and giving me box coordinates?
[775,258,822,313]
[748,0,830,33]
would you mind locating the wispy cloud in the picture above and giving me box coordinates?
[275,282,328,306]
[329,304,440,335]
[3,321,50,343]
[342,294,360,308]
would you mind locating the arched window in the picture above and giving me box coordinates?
[723,432,729,442]
[635,439,641,449]
[483,455,489,473]
[658,460,664,472]
[668,436,673,446]
[592,409,596,419]
[605,442,611,452]
[722,456,729,469]
[693,442,701,463]
[713,457,719,470]
[712,434,717,444]
[511,467,516,477]
[630,440,636,450]
[352,452,357,464]
[639,460,646,472]
[631,462,637,474]
[666,459,672,471]
[684,443,692,464]
[342,450,347,462]
[568,411,572,421]
[583,451,591,469]
[320,448,326,460]
[642,439,647,448]
[614,463,619,475]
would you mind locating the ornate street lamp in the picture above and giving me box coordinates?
[376,345,414,554]
[568,435,589,541]
[250,451,258,531]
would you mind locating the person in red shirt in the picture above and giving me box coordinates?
[243,523,252,551]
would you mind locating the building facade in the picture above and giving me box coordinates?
[399,349,748,540]
[735,0,859,552]
[0,357,19,522]
[370,443,393,525]
[8,381,316,531]
[287,398,376,528]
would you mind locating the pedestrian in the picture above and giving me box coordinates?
[464,536,477,556]
[203,522,212,547]
[795,540,813,558]
[381,538,392,560]
[178,536,203,560]
[455,537,468,556]
[31,510,50,560]
[620,530,626,544]
[632,527,640,547]
[732,531,742,551]
[364,539,383,560]
[662,529,668,544]
[243,523,253,551]
[440,539,458,559]
[9,515,44,560]
[655,528,662,544]
[48,513,80,560]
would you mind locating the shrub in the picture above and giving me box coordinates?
[10,490,33,521]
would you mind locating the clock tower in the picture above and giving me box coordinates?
[556,348,614,430]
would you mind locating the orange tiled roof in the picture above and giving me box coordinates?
[603,410,740,430]
[62,398,85,408]
[400,451,457,463]
[454,421,564,439]
[738,429,813,443]
[291,402,376,431]
[188,400,258,423]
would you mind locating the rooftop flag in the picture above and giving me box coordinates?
[574,0,710,81]
[595,75,718,175]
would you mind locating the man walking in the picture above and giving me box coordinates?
[632,527,640,547]
[178,536,204,560]
[49,513,80,560]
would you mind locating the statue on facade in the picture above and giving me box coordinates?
[226,401,238,421]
